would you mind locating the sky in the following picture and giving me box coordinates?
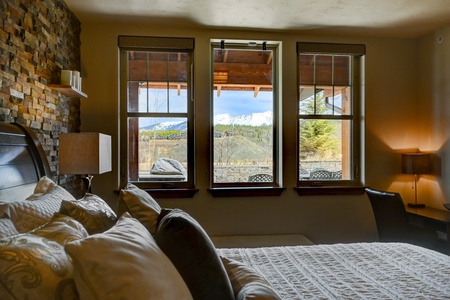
[138,88,273,117]
[213,90,273,116]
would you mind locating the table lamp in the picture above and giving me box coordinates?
[402,153,430,208]
[59,133,112,193]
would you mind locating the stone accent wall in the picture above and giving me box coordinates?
[0,0,82,195]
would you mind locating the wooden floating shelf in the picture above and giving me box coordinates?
[49,84,88,98]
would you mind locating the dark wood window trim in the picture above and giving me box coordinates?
[114,188,198,198]
[143,188,198,198]
[208,187,285,197]
[294,186,366,196]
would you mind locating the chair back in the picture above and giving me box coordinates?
[365,188,409,242]
[248,174,273,182]
[310,169,332,180]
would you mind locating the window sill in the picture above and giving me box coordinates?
[208,187,286,197]
[133,188,198,198]
[294,186,366,196]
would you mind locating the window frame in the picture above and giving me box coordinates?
[296,42,365,192]
[119,36,196,194]
[209,40,281,192]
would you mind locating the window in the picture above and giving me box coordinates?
[210,40,280,189]
[297,42,365,188]
[119,36,195,191]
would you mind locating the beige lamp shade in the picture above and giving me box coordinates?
[59,133,112,175]
[401,153,430,175]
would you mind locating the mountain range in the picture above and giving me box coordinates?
[140,111,272,131]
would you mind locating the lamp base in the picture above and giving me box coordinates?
[81,175,93,193]
[408,203,426,208]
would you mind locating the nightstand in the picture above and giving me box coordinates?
[405,206,450,254]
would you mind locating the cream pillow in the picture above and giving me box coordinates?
[0,218,18,238]
[26,176,59,200]
[221,256,282,300]
[0,179,75,233]
[32,213,89,245]
[0,214,88,300]
[65,213,192,300]
[117,183,161,235]
[60,193,117,235]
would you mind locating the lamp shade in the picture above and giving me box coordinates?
[402,153,430,175]
[59,133,112,175]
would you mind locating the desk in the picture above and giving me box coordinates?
[405,206,450,254]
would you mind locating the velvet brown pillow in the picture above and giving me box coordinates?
[155,208,234,300]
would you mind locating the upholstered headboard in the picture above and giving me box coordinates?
[0,123,51,201]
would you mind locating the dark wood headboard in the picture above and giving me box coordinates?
[0,123,51,201]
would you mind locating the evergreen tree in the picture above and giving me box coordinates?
[300,92,340,159]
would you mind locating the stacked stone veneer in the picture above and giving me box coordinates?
[0,0,82,194]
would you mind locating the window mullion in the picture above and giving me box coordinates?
[166,53,170,113]
[332,56,335,115]
[313,54,317,115]
[146,52,149,113]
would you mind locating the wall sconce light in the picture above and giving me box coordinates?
[402,153,431,208]
[59,133,112,193]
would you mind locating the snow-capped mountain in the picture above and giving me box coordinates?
[140,111,272,131]
[214,111,272,126]
[141,121,187,131]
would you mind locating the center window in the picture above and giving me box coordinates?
[211,40,279,187]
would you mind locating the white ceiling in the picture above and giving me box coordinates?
[64,0,450,38]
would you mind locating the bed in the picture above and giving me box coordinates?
[1,122,449,300]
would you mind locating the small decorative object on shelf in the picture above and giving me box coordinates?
[49,69,88,98]
[61,70,82,90]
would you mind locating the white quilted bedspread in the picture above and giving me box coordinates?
[217,242,450,300]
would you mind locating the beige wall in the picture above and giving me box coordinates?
[78,19,429,243]
[417,26,450,209]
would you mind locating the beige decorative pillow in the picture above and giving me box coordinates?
[26,176,59,200]
[65,213,193,300]
[0,218,18,238]
[0,215,88,300]
[60,193,117,235]
[32,213,88,245]
[117,183,161,235]
[0,183,75,233]
[221,256,282,300]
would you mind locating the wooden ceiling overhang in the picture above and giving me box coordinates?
[128,50,350,98]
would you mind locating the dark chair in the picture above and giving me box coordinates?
[365,188,411,242]
[310,169,332,180]
[331,170,342,179]
[248,174,273,182]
